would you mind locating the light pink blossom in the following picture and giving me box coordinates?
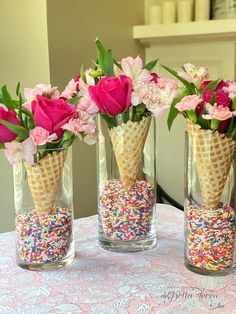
[23,84,60,111]
[223,81,236,98]
[156,77,179,92]
[78,69,95,97]
[29,127,57,146]
[4,138,37,165]
[134,82,174,117]
[62,111,97,144]
[178,63,209,87]
[61,79,78,99]
[176,95,202,112]
[78,95,99,115]
[0,103,8,111]
[202,103,233,121]
[121,56,152,84]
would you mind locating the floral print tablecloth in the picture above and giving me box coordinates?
[0,204,235,314]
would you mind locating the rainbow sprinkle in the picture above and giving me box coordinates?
[15,207,73,264]
[98,179,155,240]
[186,202,236,271]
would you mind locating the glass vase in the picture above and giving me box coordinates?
[13,147,74,270]
[184,121,236,275]
[97,113,157,252]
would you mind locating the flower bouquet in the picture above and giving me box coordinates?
[164,63,236,274]
[79,39,177,251]
[0,82,97,269]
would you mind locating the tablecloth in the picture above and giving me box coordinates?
[0,204,235,314]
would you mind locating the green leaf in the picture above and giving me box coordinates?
[167,98,180,130]
[103,49,115,76]
[197,115,210,130]
[161,64,195,93]
[0,143,5,149]
[67,96,79,105]
[205,78,221,92]
[114,59,122,70]
[0,120,29,139]
[1,85,14,109]
[209,93,216,105]
[80,65,87,83]
[16,82,21,97]
[100,114,117,129]
[144,59,158,71]
[95,37,107,68]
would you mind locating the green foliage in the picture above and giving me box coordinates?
[1,85,15,110]
[95,38,115,77]
[205,78,221,92]
[0,120,29,139]
[167,97,180,130]
[144,59,158,71]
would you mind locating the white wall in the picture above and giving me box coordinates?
[0,0,50,232]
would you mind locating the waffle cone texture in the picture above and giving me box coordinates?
[109,116,151,188]
[24,150,67,216]
[186,120,235,208]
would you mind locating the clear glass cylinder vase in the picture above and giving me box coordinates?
[185,122,236,275]
[97,113,157,252]
[13,147,74,270]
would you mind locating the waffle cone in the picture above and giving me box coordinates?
[186,120,235,208]
[24,150,67,216]
[109,116,151,188]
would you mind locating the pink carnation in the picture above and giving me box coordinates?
[176,95,202,112]
[78,95,99,115]
[4,138,37,165]
[62,111,97,144]
[30,127,57,146]
[202,103,233,121]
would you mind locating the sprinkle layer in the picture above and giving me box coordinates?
[99,179,155,240]
[186,202,236,271]
[15,207,73,264]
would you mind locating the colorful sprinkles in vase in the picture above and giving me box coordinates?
[99,180,155,240]
[15,207,73,264]
[185,201,236,271]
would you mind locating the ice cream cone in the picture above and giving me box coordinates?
[186,120,235,208]
[109,115,151,188]
[24,150,67,215]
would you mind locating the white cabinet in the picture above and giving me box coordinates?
[134,17,236,204]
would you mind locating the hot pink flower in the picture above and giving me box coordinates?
[30,127,57,146]
[4,138,37,165]
[88,75,132,115]
[0,107,21,143]
[202,103,233,121]
[121,56,151,84]
[176,95,202,112]
[32,96,76,139]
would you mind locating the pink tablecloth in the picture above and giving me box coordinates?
[0,204,235,314]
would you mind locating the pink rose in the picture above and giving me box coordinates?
[88,75,132,115]
[176,95,202,112]
[30,127,57,146]
[0,107,21,143]
[32,96,76,139]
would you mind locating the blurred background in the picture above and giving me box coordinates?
[0,0,235,232]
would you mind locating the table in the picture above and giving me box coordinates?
[0,204,235,314]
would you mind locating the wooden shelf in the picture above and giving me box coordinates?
[133,19,236,45]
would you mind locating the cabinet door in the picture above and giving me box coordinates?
[146,41,236,204]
